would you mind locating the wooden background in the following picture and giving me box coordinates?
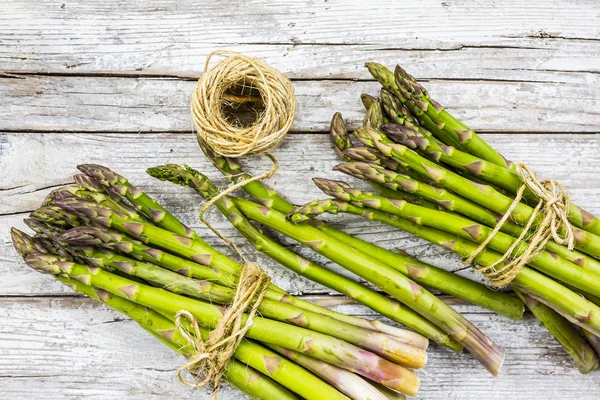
[1,1,600,398]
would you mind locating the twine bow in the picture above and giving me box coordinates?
[175,262,271,398]
[464,163,575,288]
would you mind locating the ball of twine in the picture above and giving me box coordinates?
[191,50,296,158]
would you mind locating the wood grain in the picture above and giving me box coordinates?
[2,75,600,133]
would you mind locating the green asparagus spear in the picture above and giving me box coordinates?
[365,62,468,152]
[231,196,505,376]
[396,64,511,167]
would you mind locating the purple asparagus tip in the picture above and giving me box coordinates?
[77,164,123,185]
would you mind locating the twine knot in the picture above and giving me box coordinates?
[175,262,271,398]
[191,50,296,158]
[464,163,574,288]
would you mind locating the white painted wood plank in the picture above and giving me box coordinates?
[1,0,599,78]
[1,0,598,396]
[0,297,248,400]
[1,132,599,296]
[1,297,599,399]
[2,75,600,133]
[3,41,600,83]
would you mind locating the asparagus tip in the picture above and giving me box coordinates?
[77,164,123,185]
[312,178,354,201]
[360,93,377,110]
[60,226,107,246]
[329,113,352,159]
[146,164,187,183]
[11,227,36,257]
[147,164,208,189]
[24,251,70,276]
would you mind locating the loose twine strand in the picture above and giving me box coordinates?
[464,163,575,288]
[175,51,293,396]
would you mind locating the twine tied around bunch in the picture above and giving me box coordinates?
[464,163,575,288]
[174,262,271,398]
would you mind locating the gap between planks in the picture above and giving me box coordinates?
[1,70,587,84]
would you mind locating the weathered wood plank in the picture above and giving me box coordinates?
[2,75,600,133]
[1,297,599,399]
[1,132,599,297]
[1,0,599,79]
[3,42,599,84]
[1,0,599,397]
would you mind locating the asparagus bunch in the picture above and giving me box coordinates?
[13,231,302,400]
[11,165,430,399]
[290,63,600,373]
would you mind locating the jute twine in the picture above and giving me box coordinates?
[174,263,271,398]
[191,50,295,158]
[464,163,575,288]
[174,51,293,396]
